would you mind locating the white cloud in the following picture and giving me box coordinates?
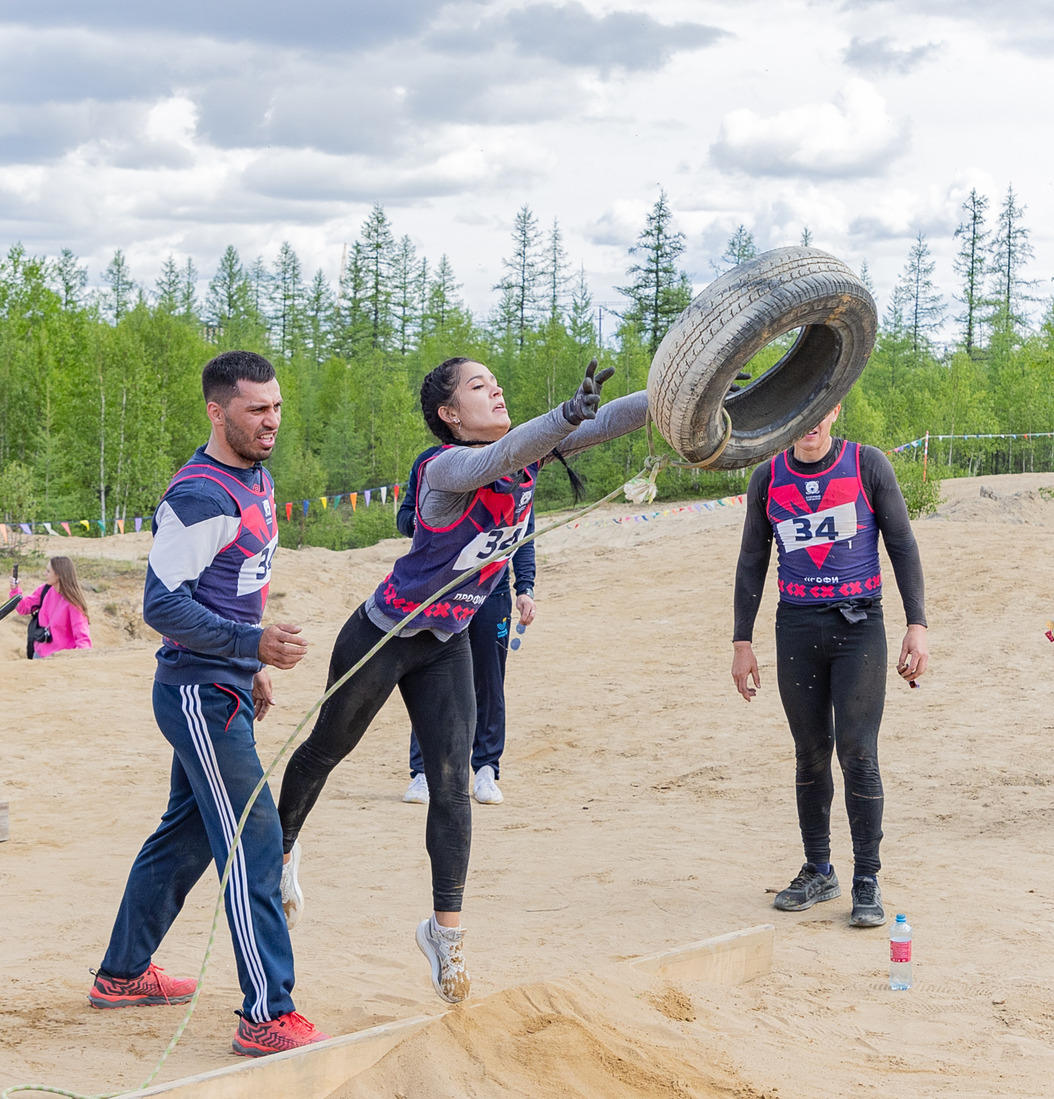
[709,79,908,179]
[843,35,941,74]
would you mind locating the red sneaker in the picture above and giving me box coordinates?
[89,964,197,1009]
[231,1010,330,1057]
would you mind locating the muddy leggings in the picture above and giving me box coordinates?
[278,603,474,912]
[775,600,887,879]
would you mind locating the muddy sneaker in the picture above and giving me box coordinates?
[403,773,430,804]
[231,1010,330,1057]
[849,876,886,927]
[416,917,470,1003]
[89,964,196,1009]
[773,863,841,911]
[473,765,503,805]
[281,841,304,930]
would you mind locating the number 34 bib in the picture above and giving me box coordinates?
[375,457,537,634]
[767,441,882,603]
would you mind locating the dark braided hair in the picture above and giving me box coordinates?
[418,355,585,501]
[420,357,472,444]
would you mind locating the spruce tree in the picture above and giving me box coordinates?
[360,204,395,350]
[269,241,306,358]
[542,217,571,321]
[154,256,182,313]
[103,249,136,324]
[495,205,543,349]
[953,188,989,355]
[989,184,1035,337]
[618,189,691,356]
[52,248,88,310]
[898,231,944,360]
[720,225,757,270]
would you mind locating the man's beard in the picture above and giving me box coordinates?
[224,419,270,463]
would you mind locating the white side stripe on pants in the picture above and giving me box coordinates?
[180,684,270,1022]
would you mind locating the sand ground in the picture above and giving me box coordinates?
[2,472,1053,1098]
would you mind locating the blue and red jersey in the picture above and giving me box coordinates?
[767,440,882,604]
[375,450,537,635]
[145,447,278,687]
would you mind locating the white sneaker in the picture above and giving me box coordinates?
[473,765,503,804]
[281,841,304,930]
[403,773,429,804]
[415,917,470,1003]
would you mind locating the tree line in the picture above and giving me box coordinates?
[1,184,1052,550]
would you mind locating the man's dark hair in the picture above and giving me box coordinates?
[202,350,276,406]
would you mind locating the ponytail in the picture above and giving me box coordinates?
[545,447,586,504]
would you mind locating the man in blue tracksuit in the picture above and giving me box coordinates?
[397,447,536,806]
[90,350,328,1057]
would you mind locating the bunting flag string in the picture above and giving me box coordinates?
[3,475,409,535]
[571,492,750,532]
[13,425,1054,537]
[887,430,1054,454]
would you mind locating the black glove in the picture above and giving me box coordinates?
[562,359,615,425]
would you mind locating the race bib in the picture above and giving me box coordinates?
[775,502,858,554]
[453,515,529,572]
[237,533,279,595]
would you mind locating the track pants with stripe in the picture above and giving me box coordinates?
[99,681,295,1022]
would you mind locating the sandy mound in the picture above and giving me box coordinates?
[336,971,749,1099]
[928,471,1054,525]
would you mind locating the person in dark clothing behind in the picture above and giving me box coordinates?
[730,402,928,928]
[397,446,536,807]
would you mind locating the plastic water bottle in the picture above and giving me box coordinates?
[889,914,912,990]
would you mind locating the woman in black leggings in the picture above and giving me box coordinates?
[731,403,927,928]
[278,357,647,1001]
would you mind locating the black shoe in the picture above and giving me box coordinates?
[773,862,841,911]
[849,876,885,927]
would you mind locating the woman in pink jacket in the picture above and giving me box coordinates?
[9,556,92,657]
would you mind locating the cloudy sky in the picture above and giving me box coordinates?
[2,0,1052,336]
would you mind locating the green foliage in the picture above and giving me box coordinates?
[276,498,400,551]
[889,453,942,519]
[5,189,1054,553]
[0,460,37,521]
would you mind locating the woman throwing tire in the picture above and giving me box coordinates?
[278,357,647,1003]
[731,403,927,928]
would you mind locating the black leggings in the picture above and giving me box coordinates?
[775,600,886,878]
[278,604,474,912]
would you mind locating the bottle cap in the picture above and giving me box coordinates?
[895,913,907,921]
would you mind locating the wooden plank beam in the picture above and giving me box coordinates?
[119,1014,437,1099]
[630,924,774,986]
[0,800,9,842]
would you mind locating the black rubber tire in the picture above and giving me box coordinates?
[647,247,877,469]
